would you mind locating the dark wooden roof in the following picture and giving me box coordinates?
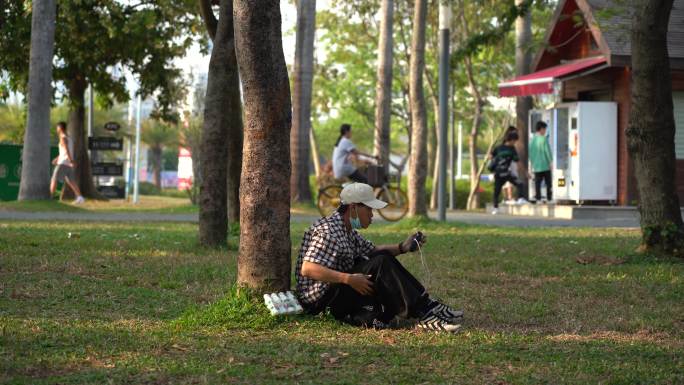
[534,0,684,69]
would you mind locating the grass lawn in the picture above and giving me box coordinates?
[0,196,198,214]
[1,219,682,384]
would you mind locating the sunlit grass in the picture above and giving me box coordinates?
[1,220,682,384]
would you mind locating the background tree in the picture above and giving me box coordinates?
[373,0,393,169]
[141,119,178,190]
[180,115,202,205]
[17,0,56,200]
[408,0,428,217]
[514,0,533,199]
[234,0,292,293]
[290,0,316,203]
[0,0,202,199]
[626,0,683,255]
[198,0,244,246]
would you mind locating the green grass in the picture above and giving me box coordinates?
[1,220,683,384]
[0,195,198,214]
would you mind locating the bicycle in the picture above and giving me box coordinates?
[316,155,409,221]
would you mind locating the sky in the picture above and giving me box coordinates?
[176,2,319,81]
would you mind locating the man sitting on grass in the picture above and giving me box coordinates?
[295,183,463,332]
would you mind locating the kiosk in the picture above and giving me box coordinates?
[528,102,617,203]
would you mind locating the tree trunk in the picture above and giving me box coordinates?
[18,0,56,200]
[408,0,428,217]
[514,0,532,199]
[626,0,683,254]
[234,0,292,293]
[152,146,162,190]
[199,0,243,246]
[425,69,440,210]
[309,129,321,178]
[373,0,393,170]
[62,78,101,200]
[290,0,316,203]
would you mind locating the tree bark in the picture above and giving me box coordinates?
[373,0,393,170]
[290,0,315,203]
[234,0,292,293]
[62,78,102,200]
[626,0,683,254]
[408,0,428,217]
[514,0,532,199]
[459,10,484,210]
[18,0,56,200]
[199,0,243,246]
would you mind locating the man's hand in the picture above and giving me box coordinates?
[345,273,374,295]
[400,231,427,253]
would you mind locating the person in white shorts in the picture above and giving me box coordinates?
[332,124,378,183]
[50,121,85,204]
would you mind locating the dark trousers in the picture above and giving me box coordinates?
[493,174,522,208]
[348,169,368,184]
[534,170,552,201]
[311,250,431,326]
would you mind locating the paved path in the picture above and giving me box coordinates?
[0,209,639,228]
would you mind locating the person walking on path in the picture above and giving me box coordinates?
[295,182,463,332]
[490,130,526,214]
[529,121,553,203]
[332,124,378,184]
[50,121,84,204]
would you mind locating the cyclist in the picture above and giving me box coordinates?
[332,123,377,184]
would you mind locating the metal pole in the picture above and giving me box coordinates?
[457,121,463,179]
[437,3,451,221]
[449,102,456,209]
[87,84,96,186]
[133,94,142,204]
[87,84,93,137]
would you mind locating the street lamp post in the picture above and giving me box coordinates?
[438,2,451,220]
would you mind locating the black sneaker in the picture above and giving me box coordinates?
[427,300,464,323]
[416,313,461,333]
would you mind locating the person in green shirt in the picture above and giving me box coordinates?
[529,121,553,203]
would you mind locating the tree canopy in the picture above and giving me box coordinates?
[0,0,205,118]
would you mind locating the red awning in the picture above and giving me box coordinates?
[498,56,608,97]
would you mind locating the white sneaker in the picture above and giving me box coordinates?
[516,198,527,205]
[73,196,85,204]
[505,199,516,204]
[491,208,499,215]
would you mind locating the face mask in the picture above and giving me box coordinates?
[350,205,362,230]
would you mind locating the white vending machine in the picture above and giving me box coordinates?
[528,102,617,203]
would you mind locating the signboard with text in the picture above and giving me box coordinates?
[88,137,123,151]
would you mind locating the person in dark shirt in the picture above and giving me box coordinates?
[490,131,526,214]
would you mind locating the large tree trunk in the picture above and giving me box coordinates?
[234,0,292,293]
[373,0,393,170]
[290,0,316,203]
[152,146,162,189]
[626,0,683,254]
[63,78,101,200]
[199,0,243,246]
[18,0,56,200]
[514,0,532,199]
[408,0,428,217]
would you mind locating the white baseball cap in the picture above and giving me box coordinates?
[340,183,387,209]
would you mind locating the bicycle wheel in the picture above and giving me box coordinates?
[375,186,408,221]
[317,185,343,217]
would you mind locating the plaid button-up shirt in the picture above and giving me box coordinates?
[295,211,375,307]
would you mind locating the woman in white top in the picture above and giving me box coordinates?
[331,124,377,183]
[50,121,85,203]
